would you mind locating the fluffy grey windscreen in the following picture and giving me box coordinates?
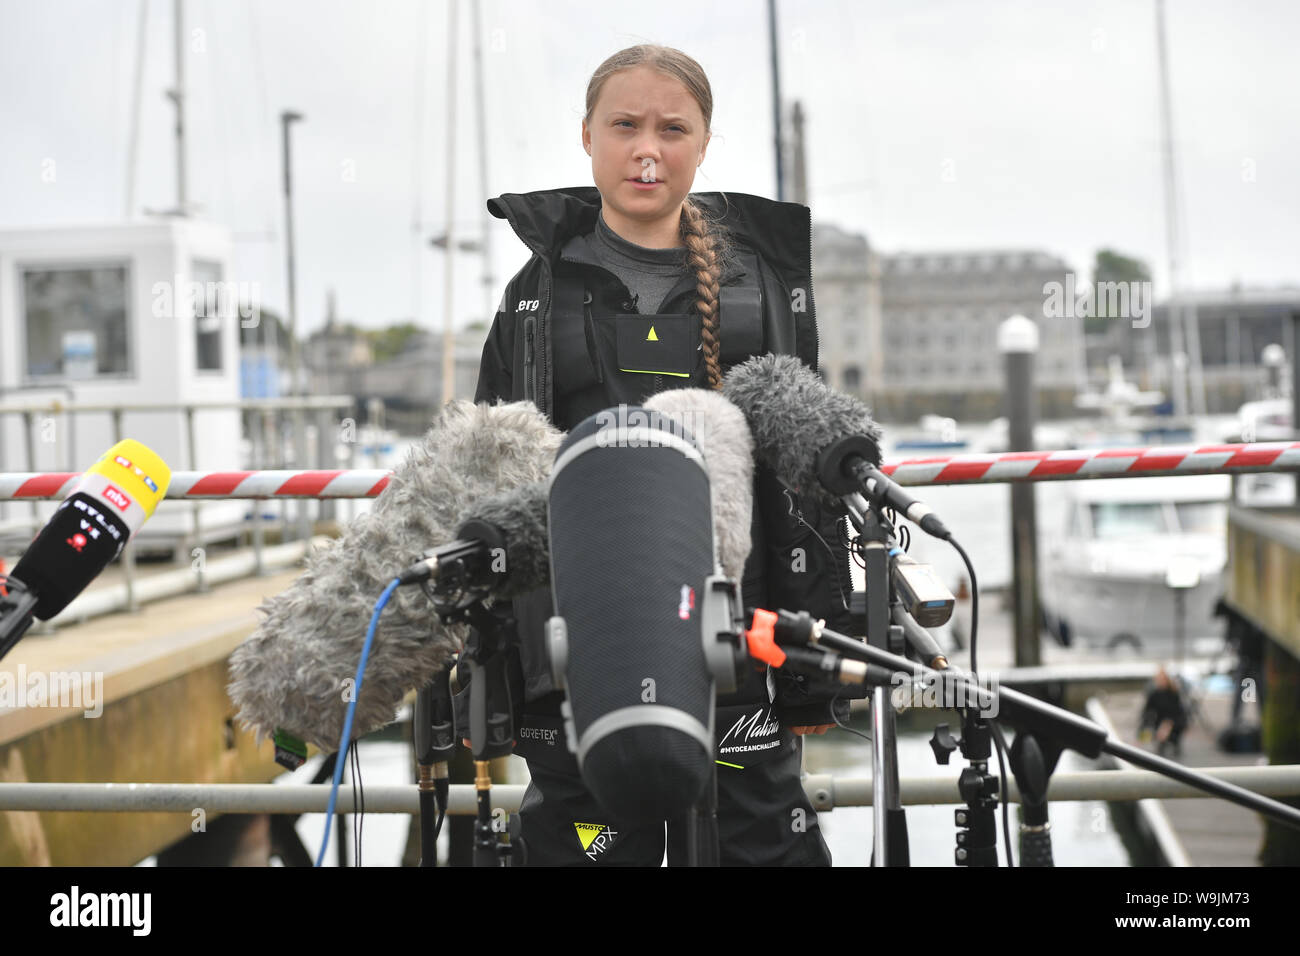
[227,399,563,753]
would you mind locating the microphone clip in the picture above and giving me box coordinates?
[0,578,39,663]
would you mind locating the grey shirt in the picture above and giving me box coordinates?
[568,211,691,314]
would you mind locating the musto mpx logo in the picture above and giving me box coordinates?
[573,822,619,862]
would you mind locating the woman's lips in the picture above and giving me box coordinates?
[628,178,662,190]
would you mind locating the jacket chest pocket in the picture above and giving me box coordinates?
[605,313,701,378]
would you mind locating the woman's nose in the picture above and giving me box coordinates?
[633,134,662,161]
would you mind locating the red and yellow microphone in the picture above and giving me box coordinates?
[1,440,170,659]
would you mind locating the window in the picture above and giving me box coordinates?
[1174,501,1226,534]
[23,264,131,380]
[1088,502,1169,539]
[192,259,225,372]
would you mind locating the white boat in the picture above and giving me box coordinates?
[887,415,970,452]
[1039,473,1230,657]
[1223,398,1296,506]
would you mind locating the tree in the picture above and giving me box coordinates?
[366,322,423,363]
[1090,249,1152,334]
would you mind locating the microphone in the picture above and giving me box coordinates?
[722,354,953,540]
[643,387,755,582]
[545,399,751,824]
[396,479,551,603]
[227,400,564,754]
[1,440,170,661]
[400,387,754,601]
[855,466,953,541]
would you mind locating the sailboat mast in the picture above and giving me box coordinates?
[1155,0,1206,415]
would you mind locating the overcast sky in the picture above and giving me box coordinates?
[3,0,1297,336]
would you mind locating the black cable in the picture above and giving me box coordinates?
[949,537,979,676]
[830,691,872,743]
[348,742,358,866]
[357,743,365,866]
[781,487,851,612]
[840,520,866,571]
[347,739,365,867]
[990,720,1015,867]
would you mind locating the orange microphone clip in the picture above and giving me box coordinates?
[744,608,786,668]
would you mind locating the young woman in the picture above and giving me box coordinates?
[474,44,856,866]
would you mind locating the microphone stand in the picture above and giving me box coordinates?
[1009,732,1059,867]
[413,662,456,866]
[928,697,999,866]
[761,609,1300,839]
[0,578,39,662]
[460,601,522,867]
[837,493,910,867]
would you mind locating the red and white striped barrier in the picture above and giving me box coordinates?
[879,440,1300,486]
[0,470,392,501]
[0,442,1297,500]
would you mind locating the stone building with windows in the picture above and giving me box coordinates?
[812,225,1084,421]
[812,222,883,397]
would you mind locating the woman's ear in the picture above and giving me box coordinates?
[581,120,591,156]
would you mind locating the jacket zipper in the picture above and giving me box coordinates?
[523,314,536,403]
[807,211,819,371]
[539,272,551,418]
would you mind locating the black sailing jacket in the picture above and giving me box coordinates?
[473,185,857,725]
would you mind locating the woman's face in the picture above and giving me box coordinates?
[582,66,710,245]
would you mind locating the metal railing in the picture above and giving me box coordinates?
[1,765,1298,815]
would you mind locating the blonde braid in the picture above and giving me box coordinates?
[679,198,725,390]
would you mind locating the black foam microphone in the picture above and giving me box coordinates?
[722,354,953,540]
[227,400,564,753]
[545,404,736,824]
[397,479,551,604]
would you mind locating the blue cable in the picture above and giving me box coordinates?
[315,576,401,867]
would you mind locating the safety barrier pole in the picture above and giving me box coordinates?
[2,440,1296,501]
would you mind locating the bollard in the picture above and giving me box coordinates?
[999,315,1041,668]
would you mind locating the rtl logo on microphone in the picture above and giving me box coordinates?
[678,584,694,621]
[102,484,132,511]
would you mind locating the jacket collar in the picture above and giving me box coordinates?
[486,185,811,290]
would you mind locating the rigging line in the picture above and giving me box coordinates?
[412,0,430,327]
[204,0,237,225]
[124,0,150,219]
[245,0,274,236]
